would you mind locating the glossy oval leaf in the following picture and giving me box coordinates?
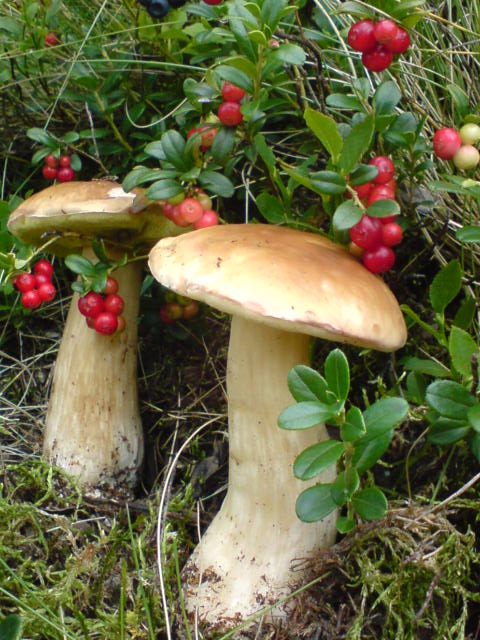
[352,431,394,473]
[338,114,374,175]
[366,199,401,219]
[324,349,349,403]
[293,441,345,480]
[468,404,480,433]
[287,365,330,403]
[0,614,22,640]
[349,164,379,186]
[215,64,254,93]
[304,108,343,164]
[147,179,184,201]
[341,406,366,442]
[278,401,341,431]
[449,326,478,378]
[363,397,409,438]
[429,417,471,445]
[331,468,359,506]
[198,171,235,197]
[332,201,363,232]
[402,357,452,379]
[295,484,337,523]
[425,380,475,419]
[429,260,462,314]
[352,487,387,521]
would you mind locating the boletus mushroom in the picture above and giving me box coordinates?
[148,224,407,630]
[7,180,187,488]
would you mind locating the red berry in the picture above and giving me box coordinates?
[367,185,396,207]
[21,289,42,309]
[94,312,118,336]
[384,28,410,54]
[218,101,243,127]
[45,32,60,47]
[384,177,396,192]
[199,126,218,150]
[346,181,373,201]
[86,316,96,329]
[78,292,105,318]
[37,282,56,302]
[193,209,219,229]
[382,222,403,247]
[45,154,58,169]
[433,128,462,160]
[373,20,398,45]
[104,294,124,316]
[196,191,213,210]
[115,317,126,334]
[162,203,176,220]
[349,216,383,250]
[15,273,36,293]
[222,82,246,102]
[187,128,199,141]
[362,45,393,72]
[347,20,377,53]
[33,260,54,279]
[42,165,58,181]
[182,301,200,320]
[453,145,480,170]
[179,198,204,223]
[57,167,75,183]
[103,276,119,296]
[59,155,71,167]
[160,306,175,325]
[363,245,395,274]
[349,241,365,259]
[368,156,395,185]
[170,205,191,228]
[203,0,222,4]
[164,302,184,321]
[34,273,51,288]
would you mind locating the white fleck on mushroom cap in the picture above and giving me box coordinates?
[7,181,184,255]
[148,224,407,352]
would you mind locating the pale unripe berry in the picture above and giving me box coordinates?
[453,145,480,170]
[459,123,480,145]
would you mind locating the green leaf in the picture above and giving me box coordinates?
[332,201,363,232]
[363,397,409,437]
[454,296,476,330]
[425,380,475,419]
[269,44,306,66]
[374,81,402,116]
[429,260,462,314]
[304,109,343,164]
[295,484,337,523]
[447,83,470,119]
[27,127,55,147]
[0,614,22,640]
[341,406,366,442]
[122,167,163,192]
[293,441,345,480]
[254,133,276,175]
[278,401,342,431]
[403,357,452,379]
[63,131,80,144]
[145,141,166,161]
[331,468,359,506]
[64,254,97,278]
[147,180,184,201]
[456,226,480,243]
[338,115,374,175]
[256,192,286,224]
[469,432,480,463]
[161,130,190,172]
[198,171,235,198]
[336,516,356,534]
[260,0,288,32]
[349,164,379,186]
[326,94,363,111]
[365,199,401,219]
[468,404,480,433]
[429,417,471,445]
[405,371,427,405]
[211,127,235,165]
[352,487,388,521]
[287,365,331,403]
[215,65,254,93]
[324,349,349,403]
[449,326,478,378]
[352,431,394,473]
[310,171,346,195]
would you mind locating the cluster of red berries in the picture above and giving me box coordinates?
[433,125,480,170]
[160,294,199,325]
[217,82,246,127]
[162,189,219,229]
[13,260,56,309]
[187,125,218,153]
[348,18,410,72]
[42,154,75,183]
[348,156,403,274]
[77,277,125,336]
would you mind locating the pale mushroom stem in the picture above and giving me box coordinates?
[183,315,337,628]
[43,248,144,487]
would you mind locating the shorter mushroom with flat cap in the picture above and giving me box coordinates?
[8,180,187,489]
[148,223,407,630]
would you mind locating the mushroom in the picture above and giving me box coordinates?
[7,180,186,488]
[148,224,407,630]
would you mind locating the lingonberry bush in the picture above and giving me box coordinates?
[2,0,480,637]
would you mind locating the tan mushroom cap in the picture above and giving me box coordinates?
[7,180,183,255]
[148,224,407,352]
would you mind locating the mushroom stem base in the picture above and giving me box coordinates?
[182,316,337,631]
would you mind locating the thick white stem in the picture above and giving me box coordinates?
[43,254,144,488]
[183,315,337,629]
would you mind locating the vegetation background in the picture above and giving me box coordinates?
[1,0,480,638]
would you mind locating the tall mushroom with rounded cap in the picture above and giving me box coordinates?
[148,224,407,630]
[8,180,186,488]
